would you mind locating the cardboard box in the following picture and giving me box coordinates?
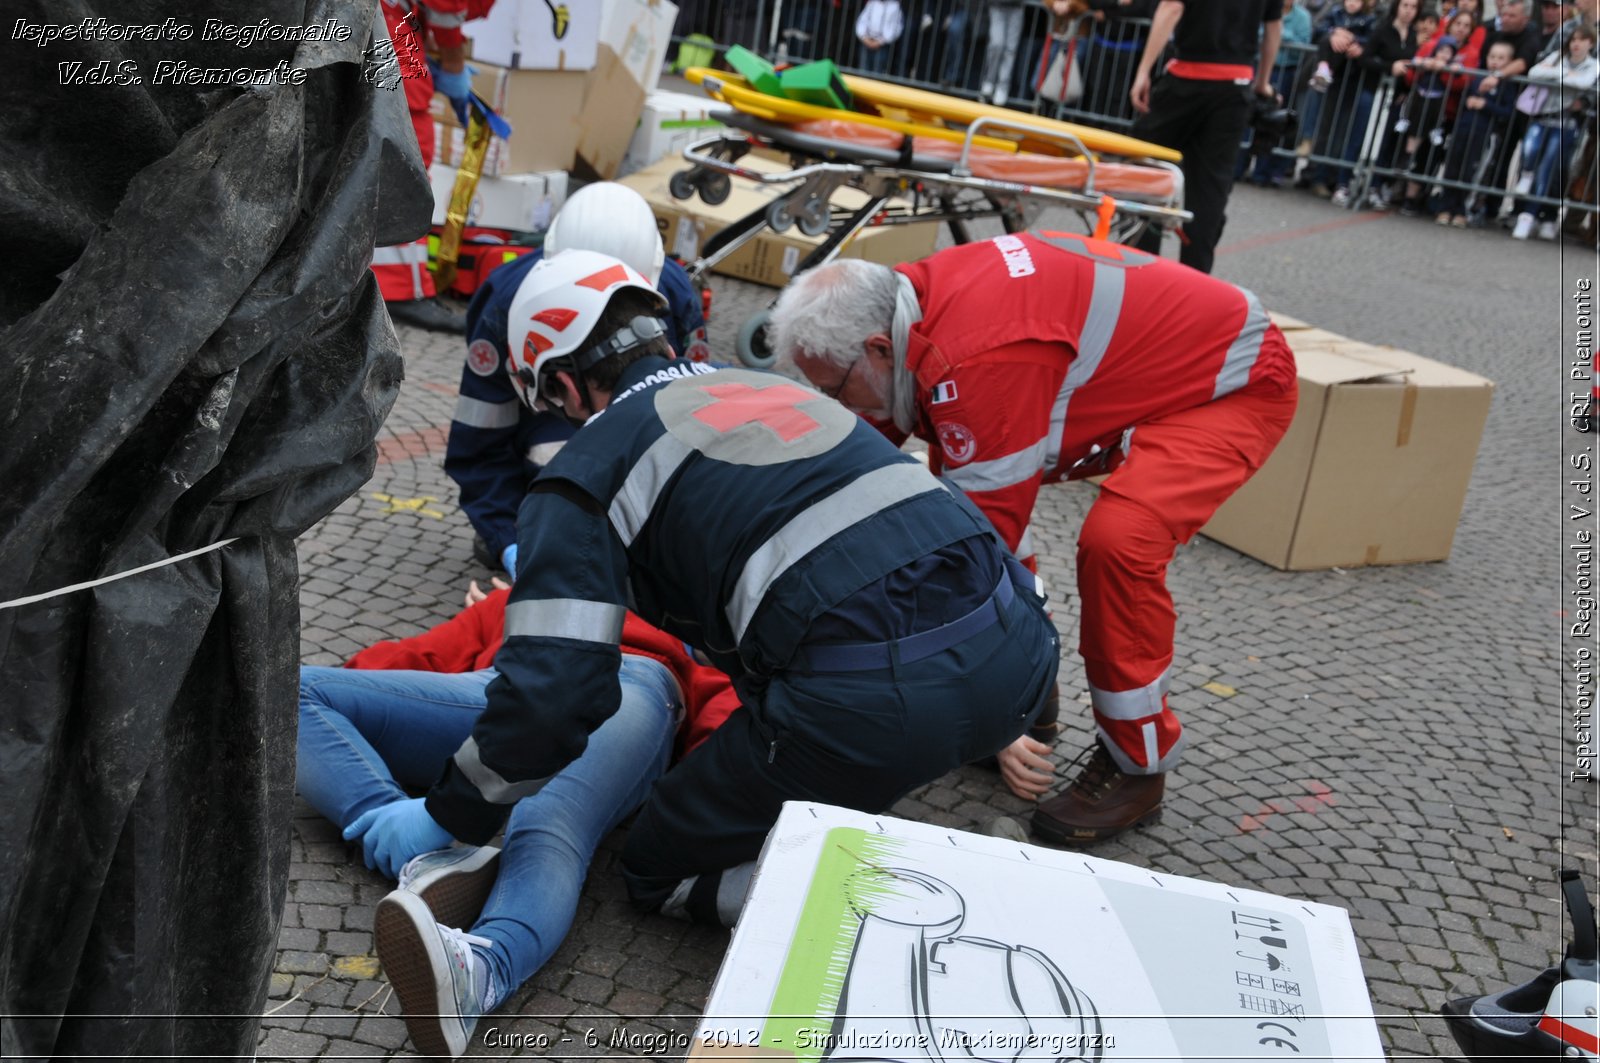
[464,0,600,70]
[601,0,677,97]
[619,89,729,177]
[468,64,586,174]
[431,120,514,177]
[620,155,942,288]
[575,45,650,180]
[1200,337,1494,570]
[429,164,567,232]
[691,803,1382,1061]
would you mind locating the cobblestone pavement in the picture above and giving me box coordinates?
[261,180,1598,1060]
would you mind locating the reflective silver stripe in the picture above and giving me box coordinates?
[424,6,465,26]
[1088,666,1171,721]
[372,243,430,266]
[1213,288,1269,400]
[504,599,625,644]
[453,395,519,429]
[608,432,695,547]
[728,462,941,643]
[1046,263,1126,469]
[942,438,1050,494]
[1097,722,1185,774]
[451,736,548,804]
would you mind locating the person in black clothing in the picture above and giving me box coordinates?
[1432,38,1521,223]
[1310,0,1420,204]
[1128,0,1283,274]
[1475,0,1543,220]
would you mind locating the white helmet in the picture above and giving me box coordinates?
[506,249,667,411]
[543,182,666,284]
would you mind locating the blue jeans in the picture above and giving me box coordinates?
[296,655,679,1005]
[942,9,969,86]
[1519,120,1577,220]
[1314,87,1375,190]
[858,41,892,74]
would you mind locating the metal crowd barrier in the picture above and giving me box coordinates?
[667,4,1599,232]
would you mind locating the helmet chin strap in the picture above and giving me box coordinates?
[537,314,667,425]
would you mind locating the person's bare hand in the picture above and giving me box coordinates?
[997,735,1056,800]
[1130,68,1152,113]
[1346,42,1363,58]
[1466,95,1485,109]
[464,576,512,608]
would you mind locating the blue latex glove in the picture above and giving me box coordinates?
[344,798,454,880]
[501,543,518,577]
[431,63,474,107]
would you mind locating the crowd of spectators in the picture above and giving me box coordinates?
[671,0,1598,239]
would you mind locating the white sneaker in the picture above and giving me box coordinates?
[981,80,994,98]
[376,891,494,1060]
[1310,61,1333,92]
[1538,220,1559,241]
[1511,212,1536,240]
[1331,186,1352,208]
[1515,173,1534,196]
[993,88,1008,107]
[396,845,501,931]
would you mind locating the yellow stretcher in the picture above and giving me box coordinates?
[672,69,1190,365]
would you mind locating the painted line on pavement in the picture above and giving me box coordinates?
[1216,211,1388,257]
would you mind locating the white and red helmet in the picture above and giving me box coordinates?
[506,249,667,410]
[543,182,666,284]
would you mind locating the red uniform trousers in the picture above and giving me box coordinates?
[1078,380,1298,775]
[372,1,438,302]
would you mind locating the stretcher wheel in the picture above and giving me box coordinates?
[796,199,830,237]
[699,172,732,206]
[736,310,777,369]
[669,170,698,201]
[766,199,796,234]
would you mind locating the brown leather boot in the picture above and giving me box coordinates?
[1030,740,1164,847]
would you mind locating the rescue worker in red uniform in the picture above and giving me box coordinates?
[770,231,1299,845]
[373,0,476,332]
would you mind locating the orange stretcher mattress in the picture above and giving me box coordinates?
[791,118,1179,202]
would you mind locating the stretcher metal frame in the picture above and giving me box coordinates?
[673,100,1187,273]
[668,89,1189,363]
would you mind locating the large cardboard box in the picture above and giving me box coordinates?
[575,45,650,180]
[1200,325,1494,570]
[619,89,729,177]
[601,0,677,97]
[691,803,1381,1061]
[429,164,567,232]
[621,155,942,288]
[464,0,600,70]
[467,64,586,174]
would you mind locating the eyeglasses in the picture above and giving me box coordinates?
[820,359,860,401]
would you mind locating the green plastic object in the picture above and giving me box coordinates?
[779,59,853,110]
[724,44,783,97]
[672,33,716,74]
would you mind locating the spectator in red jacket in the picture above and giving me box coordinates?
[296,582,738,1059]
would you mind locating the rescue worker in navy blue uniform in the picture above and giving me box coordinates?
[350,249,1060,925]
[445,183,708,575]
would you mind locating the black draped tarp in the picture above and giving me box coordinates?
[0,0,431,1056]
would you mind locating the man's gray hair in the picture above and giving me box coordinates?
[767,259,899,372]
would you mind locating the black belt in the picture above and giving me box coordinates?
[795,573,1015,673]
